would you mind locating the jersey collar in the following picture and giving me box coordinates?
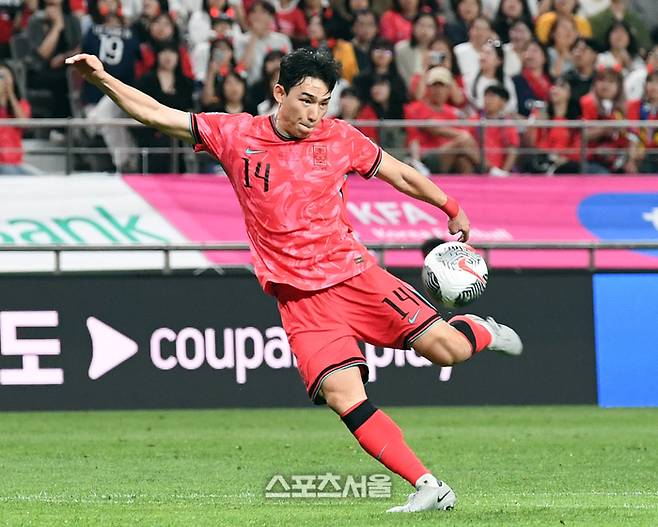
[269,114,300,142]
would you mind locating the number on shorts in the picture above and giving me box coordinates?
[382,287,420,319]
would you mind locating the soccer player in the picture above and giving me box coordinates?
[66,48,523,513]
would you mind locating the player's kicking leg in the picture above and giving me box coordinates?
[328,311,523,514]
[410,315,523,367]
[320,367,457,513]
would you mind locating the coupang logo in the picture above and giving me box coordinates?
[577,193,658,258]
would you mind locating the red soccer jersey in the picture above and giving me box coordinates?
[468,115,520,169]
[191,112,382,293]
[404,100,462,151]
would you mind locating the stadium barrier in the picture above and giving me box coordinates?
[2,117,657,175]
[0,241,657,274]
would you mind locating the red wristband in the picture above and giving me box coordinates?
[440,196,460,219]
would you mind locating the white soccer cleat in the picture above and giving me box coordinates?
[465,315,523,356]
[386,478,456,513]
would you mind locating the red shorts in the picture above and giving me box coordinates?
[275,265,441,404]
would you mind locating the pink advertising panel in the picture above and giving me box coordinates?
[125,175,658,269]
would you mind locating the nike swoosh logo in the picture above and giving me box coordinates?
[437,490,451,503]
[408,308,421,324]
[458,257,485,283]
[245,148,266,155]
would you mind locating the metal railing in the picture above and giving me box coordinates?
[1,241,657,274]
[3,117,657,175]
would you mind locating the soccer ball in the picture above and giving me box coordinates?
[422,242,488,308]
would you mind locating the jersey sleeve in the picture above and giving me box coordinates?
[190,112,237,160]
[344,122,383,179]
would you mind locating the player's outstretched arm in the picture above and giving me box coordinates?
[65,53,194,143]
[375,150,470,242]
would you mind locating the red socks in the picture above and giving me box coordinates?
[340,400,428,486]
[448,315,492,354]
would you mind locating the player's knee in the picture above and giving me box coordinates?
[320,368,367,414]
[322,386,364,414]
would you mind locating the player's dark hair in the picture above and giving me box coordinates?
[277,48,341,94]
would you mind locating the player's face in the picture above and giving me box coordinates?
[273,77,331,139]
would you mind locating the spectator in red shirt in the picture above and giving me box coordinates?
[379,0,421,44]
[523,76,584,173]
[579,63,631,173]
[271,0,307,46]
[626,68,658,173]
[470,84,520,175]
[0,62,35,174]
[0,0,36,58]
[405,66,480,173]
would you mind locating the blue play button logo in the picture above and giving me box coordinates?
[577,193,658,258]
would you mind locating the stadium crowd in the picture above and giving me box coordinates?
[1,0,658,174]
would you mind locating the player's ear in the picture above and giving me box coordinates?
[273,84,286,104]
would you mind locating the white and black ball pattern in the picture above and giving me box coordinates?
[422,242,488,308]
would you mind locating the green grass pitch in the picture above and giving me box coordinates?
[0,406,657,526]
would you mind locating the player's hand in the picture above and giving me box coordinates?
[65,53,105,83]
[448,208,470,242]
